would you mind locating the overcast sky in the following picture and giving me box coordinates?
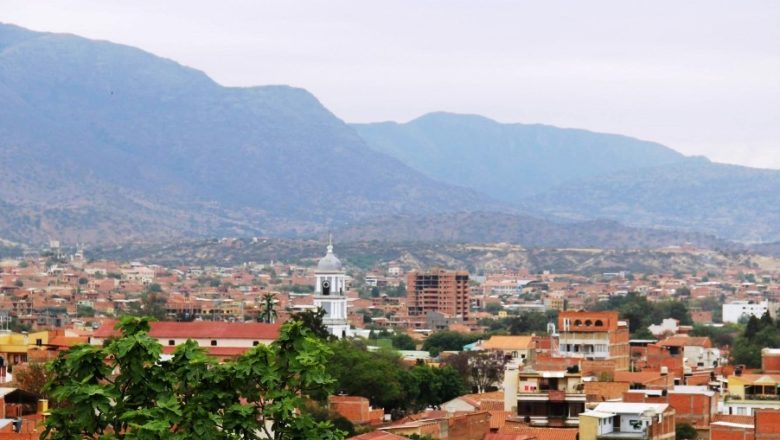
[3,0,779,168]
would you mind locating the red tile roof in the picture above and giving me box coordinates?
[348,432,409,440]
[499,426,578,440]
[94,320,281,340]
[658,336,710,348]
[486,434,535,440]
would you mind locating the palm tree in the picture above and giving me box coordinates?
[259,293,277,323]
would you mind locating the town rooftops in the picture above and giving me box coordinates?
[348,432,410,440]
[499,425,578,440]
[729,373,780,385]
[658,336,711,348]
[93,320,281,340]
[481,335,535,350]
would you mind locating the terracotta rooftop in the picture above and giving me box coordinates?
[658,336,710,348]
[93,320,281,340]
[486,434,535,440]
[500,425,578,440]
[348,432,409,440]
[481,336,535,350]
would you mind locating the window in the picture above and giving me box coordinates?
[211,340,217,346]
[253,341,260,346]
[35,339,42,346]
[585,320,592,326]
[168,340,175,346]
[574,320,582,326]
[594,320,603,327]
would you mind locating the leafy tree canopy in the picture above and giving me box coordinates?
[422,331,482,357]
[43,316,344,440]
[590,292,692,336]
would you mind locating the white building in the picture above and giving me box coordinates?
[722,300,769,324]
[312,240,351,338]
[648,318,680,338]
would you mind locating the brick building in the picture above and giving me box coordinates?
[557,311,630,371]
[623,386,717,429]
[407,270,470,321]
[328,395,384,425]
[712,409,780,440]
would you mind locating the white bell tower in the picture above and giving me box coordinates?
[313,236,350,337]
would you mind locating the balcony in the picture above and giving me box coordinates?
[598,432,648,440]
[743,394,780,401]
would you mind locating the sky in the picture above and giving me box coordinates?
[2,0,779,168]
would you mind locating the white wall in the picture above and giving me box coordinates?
[723,301,768,323]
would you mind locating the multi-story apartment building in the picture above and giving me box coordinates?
[724,373,780,416]
[407,269,470,321]
[723,300,769,324]
[504,362,587,427]
[557,311,630,371]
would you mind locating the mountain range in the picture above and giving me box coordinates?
[355,115,780,242]
[0,23,491,244]
[1,22,779,247]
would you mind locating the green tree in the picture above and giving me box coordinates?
[391,333,416,350]
[76,305,95,317]
[676,422,698,440]
[444,351,507,393]
[507,311,556,335]
[422,332,482,357]
[127,290,168,320]
[484,303,503,315]
[43,317,344,440]
[11,361,50,399]
[323,340,466,414]
[292,308,331,340]
[259,293,278,323]
[324,340,407,411]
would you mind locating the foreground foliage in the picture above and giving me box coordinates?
[731,312,780,368]
[43,317,344,440]
[322,339,467,415]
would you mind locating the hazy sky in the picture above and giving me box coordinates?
[3,1,779,168]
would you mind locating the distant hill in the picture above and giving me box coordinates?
[353,112,687,201]
[89,237,753,275]
[0,23,492,244]
[520,160,780,243]
[334,211,731,250]
[355,112,780,242]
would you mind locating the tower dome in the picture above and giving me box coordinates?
[316,242,342,272]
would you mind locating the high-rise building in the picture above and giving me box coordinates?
[406,269,470,321]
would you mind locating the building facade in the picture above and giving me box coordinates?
[557,311,630,371]
[504,362,587,427]
[407,269,470,321]
[312,241,351,338]
[580,402,675,440]
[723,300,769,324]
